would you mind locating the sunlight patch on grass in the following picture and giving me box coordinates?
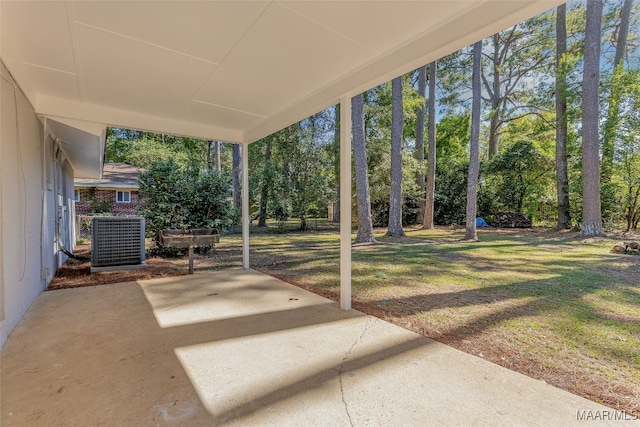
[239,227,640,414]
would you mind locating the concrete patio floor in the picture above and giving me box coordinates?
[1,269,635,426]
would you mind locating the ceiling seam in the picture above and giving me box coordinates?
[64,1,85,103]
[277,2,379,55]
[174,1,274,122]
[192,99,267,118]
[21,62,77,76]
[73,21,219,66]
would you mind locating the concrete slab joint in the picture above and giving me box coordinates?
[338,316,377,426]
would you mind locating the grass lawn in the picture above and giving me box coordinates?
[229,222,640,415]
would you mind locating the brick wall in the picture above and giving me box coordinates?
[75,188,139,216]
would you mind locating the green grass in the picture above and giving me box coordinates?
[218,221,640,413]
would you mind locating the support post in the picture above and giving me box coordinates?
[339,96,352,310]
[242,143,250,269]
[188,245,194,274]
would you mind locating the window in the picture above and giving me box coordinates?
[74,189,80,202]
[116,190,131,203]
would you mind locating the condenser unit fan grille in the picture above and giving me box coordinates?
[92,217,145,268]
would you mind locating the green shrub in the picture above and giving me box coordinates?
[138,159,233,255]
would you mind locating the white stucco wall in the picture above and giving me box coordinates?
[1,62,72,346]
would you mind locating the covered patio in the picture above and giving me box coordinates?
[5,1,627,425]
[1,270,626,426]
[1,1,567,328]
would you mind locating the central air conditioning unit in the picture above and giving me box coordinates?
[91,216,146,272]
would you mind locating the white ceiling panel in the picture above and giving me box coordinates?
[75,23,216,117]
[22,63,80,102]
[71,1,270,64]
[1,1,76,74]
[195,2,375,117]
[281,1,472,54]
[179,100,265,131]
[1,0,564,176]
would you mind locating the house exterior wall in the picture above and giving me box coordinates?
[75,188,139,216]
[1,62,73,346]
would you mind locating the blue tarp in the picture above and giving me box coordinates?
[476,217,489,227]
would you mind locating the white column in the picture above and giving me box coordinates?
[242,143,250,269]
[339,96,352,310]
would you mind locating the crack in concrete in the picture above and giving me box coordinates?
[338,316,377,427]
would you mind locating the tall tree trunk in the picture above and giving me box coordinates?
[555,4,571,229]
[258,141,272,227]
[333,104,341,223]
[488,34,500,159]
[465,41,483,241]
[581,0,604,237]
[387,77,406,237]
[415,66,427,223]
[601,0,632,183]
[214,141,221,172]
[613,0,632,67]
[232,144,242,221]
[353,93,376,244]
[424,61,437,229]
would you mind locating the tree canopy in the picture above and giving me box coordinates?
[106,0,640,235]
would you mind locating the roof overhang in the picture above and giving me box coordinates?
[44,117,106,179]
[1,0,564,176]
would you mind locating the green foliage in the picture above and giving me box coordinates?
[430,114,471,225]
[138,159,233,254]
[433,160,468,225]
[486,139,554,215]
[250,109,334,230]
[106,1,640,232]
[125,138,191,169]
[106,128,233,173]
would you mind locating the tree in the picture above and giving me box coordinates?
[600,0,634,220]
[277,114,333,230]
[481,17,554,158]
[488,139,553,213]
[556,4,572,229]
[465,41,482,241]
[415,66,427,223]
[581,0,604,237]
[619,86,640,230]
[138,159,233,254]
[387,77,406,236]
[424,61,437,229]
[332,104,341,223]
[232,144,242,223]
[126,138,190,169]
[602,0,633,182]
[352,93,376,244]
[257,137,273,227]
